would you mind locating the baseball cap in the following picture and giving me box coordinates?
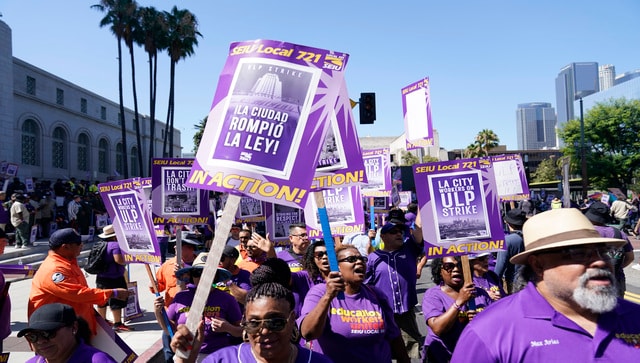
[18,303,76,337]
[49,228,82,248]
[387,209,407,224]
[222,245,240,260]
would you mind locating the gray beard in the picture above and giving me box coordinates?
[572,269,618,313]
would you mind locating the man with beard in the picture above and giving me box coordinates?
[451,208,640,362]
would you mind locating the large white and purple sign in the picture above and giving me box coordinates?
[151,158,210,225]
[304,185,364,238]
[187,39,349,208]
[99,178,161,264]
[413,158,505,258]
[265,202,303,247]
[361,148,391,197]
[402,77,434,150]
[490,154,530,202]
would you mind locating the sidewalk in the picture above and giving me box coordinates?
[1,240,165,362]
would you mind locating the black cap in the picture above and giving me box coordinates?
[583,201,612,225]
[18,303,76,337]
[222,245,240,260]
[504,208,527,227]
[49,228,82,248]
[386,209,407,224]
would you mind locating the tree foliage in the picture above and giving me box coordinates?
[400,151,420,165]
[464,129,500,157]
[560,98,640,193]
[193,115,207,152]
[532,155,560,183]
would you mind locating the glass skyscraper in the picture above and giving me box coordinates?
[555,62,600,130]
[516,103,557,150]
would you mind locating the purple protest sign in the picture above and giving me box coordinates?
[236,196,266,223]
[490,154,530,202]
[361,148,391,197]
[399,191,412,209]
[402,77,434,150]
[186,39,349,208]
[413,158,505,258]
[312,79,367,190]
[99,178,161,264]
[151,158,210,225]
[304,185,364,238]
[265,202,303,247]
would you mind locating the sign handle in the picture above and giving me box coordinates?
[314,192,344,300]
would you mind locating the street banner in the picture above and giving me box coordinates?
[151,158,210,225]
[312,79,367,190]
[491,154,530,201]
[186,39,349,208]
[413,158,505,258]
[99,178,161,265]
[402,77,434,149]
[361,148,392,197]
[265,202,303,247]
[236,196,266,223]
[304,185,365,238]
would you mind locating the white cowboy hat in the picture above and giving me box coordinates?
[510,208,626,265]
[98,224,117,239]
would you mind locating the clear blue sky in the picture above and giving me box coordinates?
[4,1,640,153]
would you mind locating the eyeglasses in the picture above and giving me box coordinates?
[241,317,289,334]
[314,251,327,259]
[24,328,63,343]
[541,246,616,264]
[441,261,463,273]
[290,233,308,238]
[337,255,368,264]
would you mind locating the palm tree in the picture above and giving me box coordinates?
[162,6,201,157]
[92,0,137,178]
[464,142,482,158]
[138,6,167,172]
[475,129,500,156]
[193,115,207,153]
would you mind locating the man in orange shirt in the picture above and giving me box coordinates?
[154,237,200,307]
[28,228,129,337]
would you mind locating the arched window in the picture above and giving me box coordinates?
[77,133,90,171]
[115,143,124,176]
[52,127,67,169]
[98,138,109,174]
[130,146,139,176]
[21,119,40,166]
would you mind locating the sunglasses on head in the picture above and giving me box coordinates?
[314,251,328,259]
[441,261,463,272]
[24,327,64,343]
[241,317,289,334]
[337,255,368,264]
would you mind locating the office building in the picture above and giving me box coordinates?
[615,69,640,85]
[599,64,616,91]
[516,103,557,150]
[555,62,599,130]
[576,74,640,115]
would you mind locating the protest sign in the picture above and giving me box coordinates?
[402,77,434,149]
[236,196,266,223]
[186,39,349,209]
[265,202,303,247]
[99,178,161,265]
[361,148,391,197]
[5,163,18,177]
[151,158,209,225]
[414,158,505,258]
[399,191,412,209]
[491,154,530,201]
[304,185,364,238]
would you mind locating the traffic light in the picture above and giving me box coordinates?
[359,92,376,124]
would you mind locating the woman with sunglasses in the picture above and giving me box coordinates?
[18,303,117,363]
[469,253,505,301]
[171,282,332,362]
[422,256,492,363]
[290,241,331,308]
[155,252,242,362]
[299,245,410,363]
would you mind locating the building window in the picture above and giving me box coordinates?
[77,133,90,171]
[26,76,36,95]
[101,106,107,120]
[81,98,87,113]
[21,119,40,165]
[52,127,67,169]
[56,88,64,106]
[130,146,139,176]
[98,138,109,174]
[115,143,124,176]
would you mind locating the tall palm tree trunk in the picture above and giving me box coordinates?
[168,60,176,157]
[148,52,157,173]
[117,37,129,178]
[129,45,144,176]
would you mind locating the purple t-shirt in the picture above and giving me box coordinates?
[167,287,242,354]
[472,270,506,298]
[202,342,333,362]
[277,248,305,272]
[422,284,493,362]
[365,241,421,314]
[26,341,117,362]
[97,241,125,279]
[451,282,640,362]
[299,283,400,363]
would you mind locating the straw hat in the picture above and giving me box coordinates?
[510,208,626,265]
[98,224,117,239]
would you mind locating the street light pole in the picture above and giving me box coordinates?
[579,97,588,199]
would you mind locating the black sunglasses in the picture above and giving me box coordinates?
[241,317,289,334]
[290,233,308,238]
[24,327,63,343]
[314,251,328,259]
[337,255,368,264]
[441,261,463,273]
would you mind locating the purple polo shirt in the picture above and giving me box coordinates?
[97,241,125,279]
[26,341,117,362]
[167,287,242,354]
[472,270,506,297]
[202,343,333,362]
[277,248,305,272]
[422,284,493,362]
[299,283,400,363]
[365,241,421,314]
[450,282,640,362]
